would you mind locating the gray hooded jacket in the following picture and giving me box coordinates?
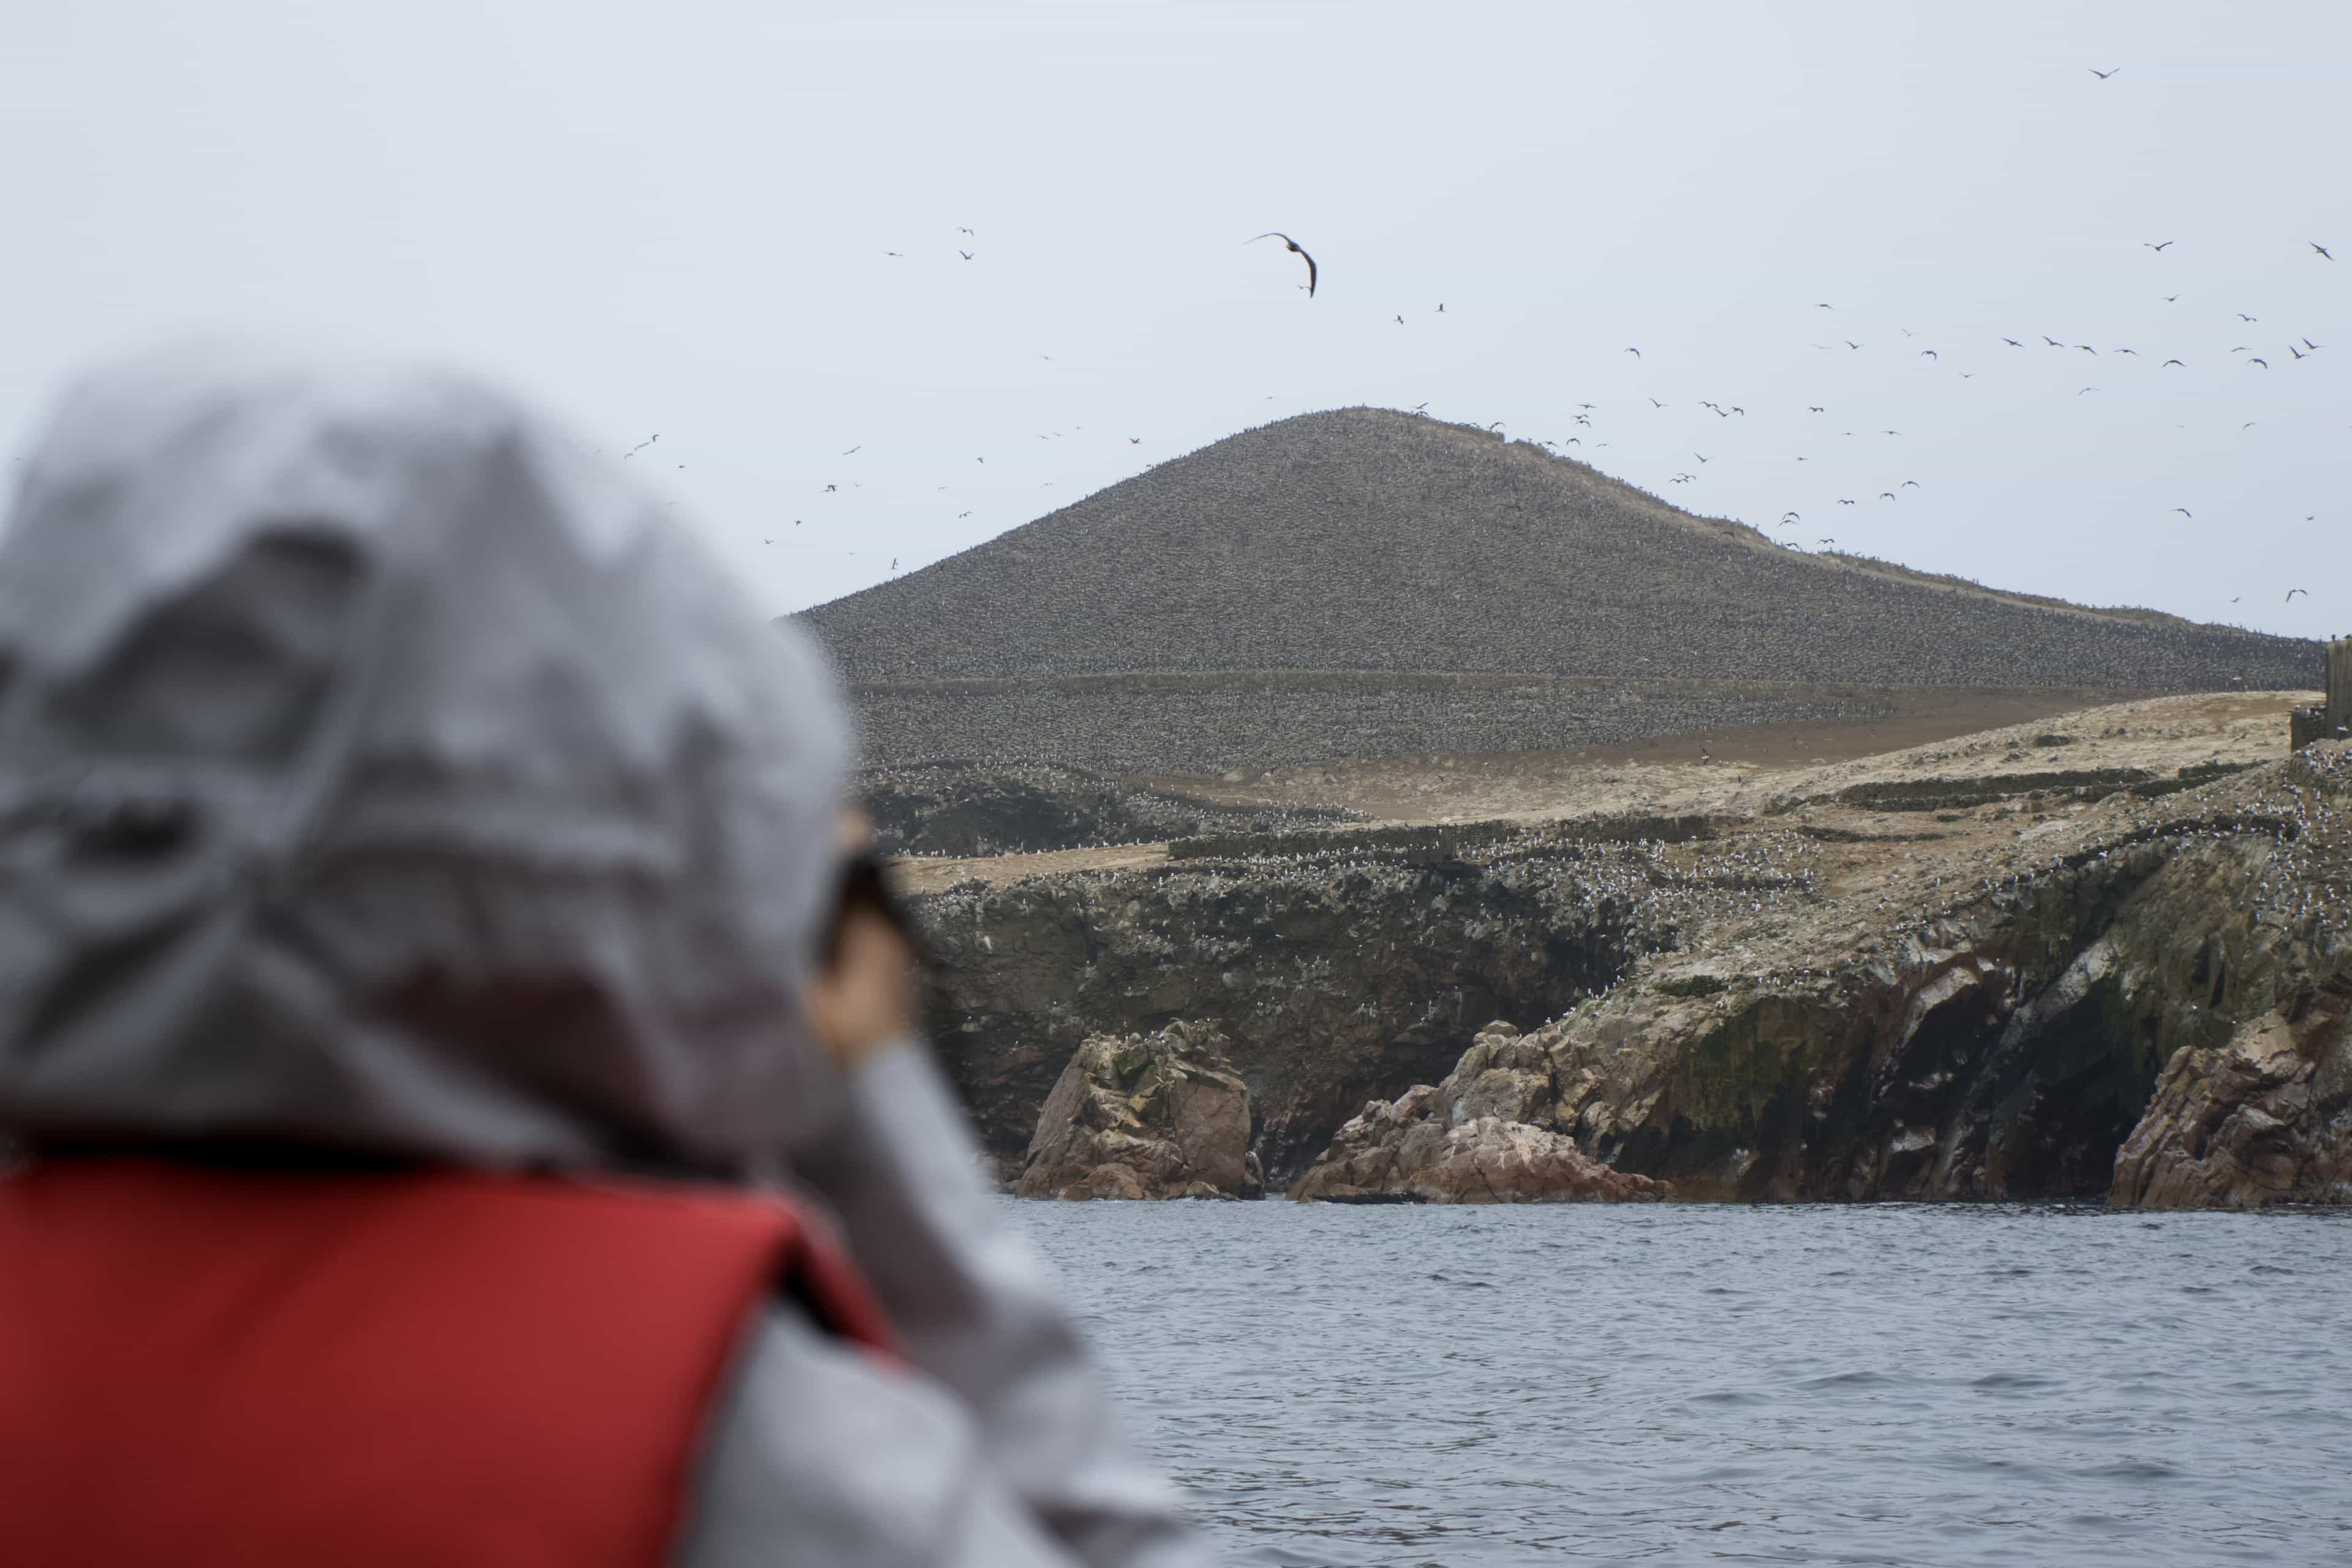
[0,345,1208,1568]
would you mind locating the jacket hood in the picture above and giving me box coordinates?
[0,344,850,1174]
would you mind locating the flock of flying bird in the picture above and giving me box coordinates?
[639,83,2334,625]
[1229,211,2334,610]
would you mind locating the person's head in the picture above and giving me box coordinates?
[0,344,856,1178]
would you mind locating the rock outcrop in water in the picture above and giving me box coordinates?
[1287,743,2352,1207]
[1289,1023,1670,1203]
[1013,1022,1259,1200]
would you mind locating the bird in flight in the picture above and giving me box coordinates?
[1649,398,1667,408]
[2174,508,2192,517]
[2002,337,2023,347]
[2292,344,2307,360]
[2237,313,2258,322]
[1129,436,1142,443]
[823,483,837,492]
[1625,347,1642,358]
[842,445,861,454]
[1880,429,1901,435]
[2077,345,2098,354]
[2162,358,2184,367]
[2115,347,2138,356]
[1694,452,1711,463]
[1920,349,1938,360]
[2144,241,2173,252]
[2089,66,2119,78]
[1901,480,1921,489]
[1437,303,1446,312]
[2248,358,2270,369]
[2042,336,2064,347]
[623,434,658,458]
[1880,492,1896,500]
[1845,341,1864,350]
[958,227,974,235]
[1816,303,1833,309]
[2315,243,2334,260]
[958,511,972,518]
[2163,295,2179,303]
[2079,386,2098,394]
[1248,232,1317,296]
[959,250,974,260]
[2286,589,2309,601]
[1395,315,1404,324]
[1809,405,1825,412]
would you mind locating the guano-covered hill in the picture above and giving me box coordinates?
[801,409,2315,772]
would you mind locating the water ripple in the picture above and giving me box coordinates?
[1012,1199,2352,1566]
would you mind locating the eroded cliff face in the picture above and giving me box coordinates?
[1290,744,2352,1207]
[913,828,1746,1182]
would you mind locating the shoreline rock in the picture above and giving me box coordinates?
[1013,1022,1261,1200]
[1290,1025,1670,1203]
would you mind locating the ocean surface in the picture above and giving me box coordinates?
[1009,1199,2352,1567]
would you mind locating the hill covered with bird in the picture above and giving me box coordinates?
[799,409,2316,772]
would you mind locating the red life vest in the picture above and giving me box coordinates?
[0,1156,897,1568]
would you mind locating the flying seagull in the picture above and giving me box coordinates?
[1248,232,1317,296]
[842,445,861,454]
[2314,243,2334,260]
[2237,313,2258,322]
[1129,436,1142,443]
[1880,492,1896,500]
[2042,336,2064,347]
[2173,508,2192,517]
[1920,349,1938,360]
[959,250,974,260]
[1901,480,1921,488]
[1649,398,1667,408]
[2162,358,2185,367]
[2248,358,2270,368]
[2003,337,2023,347]
[1624,347,1642,358]
[2144,241,2173,252]
[2089,66,2119,78]
[2286,588,2308,601]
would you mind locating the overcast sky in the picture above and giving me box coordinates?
[4,3,2345,639]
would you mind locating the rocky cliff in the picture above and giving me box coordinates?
[913,821,1752,1182]
[1288,742,2351,1207]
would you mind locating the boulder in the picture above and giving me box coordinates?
[2110,968,2352,1208]
[1013,1022,1259,1200]
[1289,1022,1668,1203]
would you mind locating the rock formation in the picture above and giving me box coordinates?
[1284,742,2352,1207]
[1289,1023,1668,1203]
[1014,1022,1258,1200]
[916,828,1681,1183]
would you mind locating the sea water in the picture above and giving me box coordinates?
[1011,1199,2352,1567]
